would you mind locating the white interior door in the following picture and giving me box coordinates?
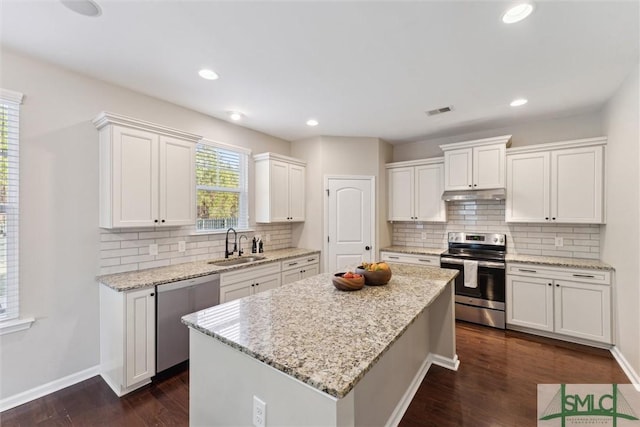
[326,177,374,272]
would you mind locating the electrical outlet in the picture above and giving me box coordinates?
[555,237,564,247]
[253,396,266,427]
[421,232,427,240]
[265,234,271,242]
[416,224,424,229]
[149,244,158,256]
[178,241,186,253]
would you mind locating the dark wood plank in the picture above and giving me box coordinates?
[0,323,628,426]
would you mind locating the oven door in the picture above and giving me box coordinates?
[440,257,506,307]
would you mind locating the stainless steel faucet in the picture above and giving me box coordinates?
[225,227,237,258]
[238,235,248,257]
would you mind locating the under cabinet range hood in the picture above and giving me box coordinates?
[441,188,506,202]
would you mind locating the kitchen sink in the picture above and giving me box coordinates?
[208,256,266,266]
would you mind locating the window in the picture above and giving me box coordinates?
[195,139,250,232]
[0,89,22,322]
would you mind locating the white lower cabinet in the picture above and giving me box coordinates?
[281,254,321,285]
[220,262,282,303]
[380,251,440,267]
[506,263,612,345]
[100,285,156,396]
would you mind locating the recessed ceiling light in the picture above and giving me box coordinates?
[60,0,102,17]
[502,3,534,24]
[510,98,528,107]
[198,69,219,80]
[306,119,319,127]
[229,111,243,121]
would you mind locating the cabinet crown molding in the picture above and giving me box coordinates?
[506,136,607,155]
[253,152,307,166]
[93,112,202,142]
[385,156,444,169]
[439,134,512,151]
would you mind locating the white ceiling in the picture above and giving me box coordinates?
[1,1,638,143]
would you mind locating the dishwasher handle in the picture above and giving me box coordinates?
[157,274,220,293]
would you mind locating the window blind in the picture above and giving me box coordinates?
[0,89,22,321]
[195,140,249,231]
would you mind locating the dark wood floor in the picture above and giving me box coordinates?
[1,322,629,426]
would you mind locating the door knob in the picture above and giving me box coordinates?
[365,246,370,251]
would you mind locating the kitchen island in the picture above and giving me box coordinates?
[182,263,459,426]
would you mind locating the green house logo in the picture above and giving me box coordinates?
[539,384,639,426]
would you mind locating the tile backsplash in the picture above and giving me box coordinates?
[392,200,601,259]
[99,223,292,275]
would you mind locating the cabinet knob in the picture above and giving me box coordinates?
[545,217,549,220]
[556,284,560,287]
[473,184,477,187]
[161,219,165,223]
[548,283,552,287]
[365,246,370,250]
[552,217,556,221]
[154,219,158,223]
[468,184,472,188]
[150,292,155,296]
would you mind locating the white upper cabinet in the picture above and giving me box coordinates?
[506,137,606,224]
[94,112,199,229]
[440,135,511,191]
[254,153,306,223]
[387,158,446,222]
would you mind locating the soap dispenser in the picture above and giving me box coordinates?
[258,238,264,253]
[251,237,257,254]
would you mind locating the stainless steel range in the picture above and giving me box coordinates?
[440,232,506,329]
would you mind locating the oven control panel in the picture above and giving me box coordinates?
[448,232,505,246]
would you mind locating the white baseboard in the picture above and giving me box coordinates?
[431,353,460,371]
[611,346,640,391]
[385,353,460,427]
[0,365,100,412]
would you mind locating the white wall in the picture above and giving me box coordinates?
[0,48,291,401]
[393,109,604,162]
[602,64,640,379]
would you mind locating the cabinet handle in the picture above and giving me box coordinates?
[573,274,595,279]
[288,262,298,267]
[388,256,400,259]
[518,268,538,273]
[307,258,316,262]
[418,259,432,263]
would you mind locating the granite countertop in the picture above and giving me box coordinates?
[380,245,613,271]
[380,246,445,256]
[182,263,458,399]
[98,248,321,291]
[506,254,614,271]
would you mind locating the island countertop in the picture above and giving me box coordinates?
[181,263,458,399]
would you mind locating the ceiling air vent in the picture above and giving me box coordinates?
[426,106,453,117]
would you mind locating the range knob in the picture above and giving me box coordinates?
[493,237,498,243]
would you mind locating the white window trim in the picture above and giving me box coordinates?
[0,88,31,334]
[196,138,251,232]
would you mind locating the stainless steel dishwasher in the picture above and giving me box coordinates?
[156,274,220,373]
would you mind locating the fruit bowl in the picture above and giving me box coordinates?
[355,262,392,286]
[332,272,365,291]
